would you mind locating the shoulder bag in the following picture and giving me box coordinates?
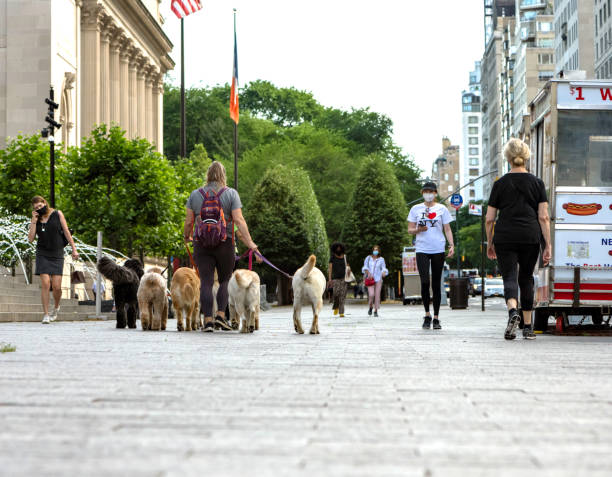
[343,255,355,283]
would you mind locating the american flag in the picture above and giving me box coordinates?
[171,0,203,19]
[229,13,239,124]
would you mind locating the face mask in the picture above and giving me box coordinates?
[373,250,379,256]
[36,205,48,216]
[423,193,435,202]
[335,249,342,255]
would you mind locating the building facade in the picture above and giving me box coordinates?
[512,1,555,137]
[595,0,612,78]
[0,0,174,151]
[432,137,460,211]
[461,61,484,201]
[554,0,595,77]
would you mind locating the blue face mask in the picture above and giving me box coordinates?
[373,250,379,256]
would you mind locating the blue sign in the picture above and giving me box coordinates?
[450,193,463,209]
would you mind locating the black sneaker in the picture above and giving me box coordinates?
[374,311,378,317]
[504,311,521,340]
[214,315,232,331]
[522,325,536,340]
[422,316,432,329]
[203,320,214,332]
[368,307,373,316]
[432,318,441,330]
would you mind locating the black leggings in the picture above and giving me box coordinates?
[494,242,540,311]
[193,239,235,317]
[416,252,445,316]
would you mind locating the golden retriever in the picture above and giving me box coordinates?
[228,269,260,333]
[137,267,168,331]
[171,267,200,332]
[292,255,325,334]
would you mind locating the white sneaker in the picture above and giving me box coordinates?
[49,307,60,322]
[42,315,50,324]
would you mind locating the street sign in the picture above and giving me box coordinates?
[450,193,463,210]
[468,203,482,216]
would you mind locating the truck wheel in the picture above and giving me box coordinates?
[533,309,549,332]
[403,298,409,306]
[592,310,603,326]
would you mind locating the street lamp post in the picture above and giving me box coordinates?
[42,86,61,208]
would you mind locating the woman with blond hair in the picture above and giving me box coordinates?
[27,196,79,324]
[183,161,260,332]
[485,138,551,340]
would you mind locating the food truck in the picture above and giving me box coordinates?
[528,80,612,331]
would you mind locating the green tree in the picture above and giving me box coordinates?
[343,156,409,279]
[0,134,58,214]
[247,165,328,304]
[387,149,423,204]
[61,125,181,257]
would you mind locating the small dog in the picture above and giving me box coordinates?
[97,256,144,328]
[228,269,260,333]
[137,267,168,331]
[171,267,200,332]
[292,255,325,334]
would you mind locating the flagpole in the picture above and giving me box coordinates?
[180,17,186,159]
[233,8,238,191]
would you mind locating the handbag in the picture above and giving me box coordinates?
[364,277,375,287]
[343,255,355,283]
[71,270,85,284]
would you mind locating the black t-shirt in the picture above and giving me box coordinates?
[329,255,346,279]
[488,173,547,245]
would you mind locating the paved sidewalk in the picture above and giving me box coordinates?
[1,302,611,476]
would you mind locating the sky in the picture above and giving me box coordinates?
[159,0,485,175]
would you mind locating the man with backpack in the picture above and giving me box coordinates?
[183,161,260,332]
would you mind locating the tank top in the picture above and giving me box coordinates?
[36,211,65,258]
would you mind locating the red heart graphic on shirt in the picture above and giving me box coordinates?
[428,212,437,220]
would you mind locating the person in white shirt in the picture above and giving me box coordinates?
[361,245,388,317]
[407,182,455,330]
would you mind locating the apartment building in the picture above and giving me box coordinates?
[595,0,612,78]
[432,138,461,211]
[554,0,595,77]
[461,62,484,201]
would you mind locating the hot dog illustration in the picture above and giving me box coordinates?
[562,202,602,216]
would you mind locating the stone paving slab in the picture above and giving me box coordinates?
[0,300,611,476]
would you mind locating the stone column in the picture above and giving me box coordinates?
[109,29,122,126]
[128,49,141,139]
[118,38,131,132]
[152,76,163,152]
[136,59,147,139]
[99,17,111,127]
[145,69,154,143]
[80,2,102,138]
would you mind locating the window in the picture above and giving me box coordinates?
[469,168,479,176]
[468,116,479,124]
[454,173,459,181]
[469,158,479,166]
[468,127,479,134]
[448,185,453,192]
[469,190,475,198]
[539,71,554,82]
[469,147,479,155]
[469,137,479,145]
[538,22,552,32]
[444,173,449,181]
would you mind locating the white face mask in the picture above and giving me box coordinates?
[423,192,435,203]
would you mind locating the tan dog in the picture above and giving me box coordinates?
[171,267,200,331]
[292,255,325,334]
[228,269,260,333]
[137,267,168,331]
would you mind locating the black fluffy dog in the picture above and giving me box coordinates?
[97,256,144,328]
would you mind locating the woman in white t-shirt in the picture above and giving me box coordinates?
[407,182,455,330]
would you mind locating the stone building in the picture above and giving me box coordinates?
[461,61,483,201]
[595,0,612,78]
[0,0,174,151]
[431,137,460,211]
[554,0,595,77]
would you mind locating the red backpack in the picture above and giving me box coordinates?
[194,187,228,248]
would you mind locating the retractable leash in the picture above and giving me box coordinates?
[235,249,293,279]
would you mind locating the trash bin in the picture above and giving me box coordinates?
[449,278,469,309]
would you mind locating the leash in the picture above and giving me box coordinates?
[185,242,199,278]
[236,249,293,280]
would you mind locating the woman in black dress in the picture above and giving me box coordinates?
[27,196,79,324]
[328,242,350,317]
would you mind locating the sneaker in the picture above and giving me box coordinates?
[522,325,536,340]
[214,315,232,331]
[49,306,60,322]
[374,311,378,317]
[41,315,50,324]
[422,316,432,329]
[339,314,344,318]
[368,307,372,316]
[433,318,441,330]
[333,308,339,316]
[203,320,214,332]
[504,311,521,340]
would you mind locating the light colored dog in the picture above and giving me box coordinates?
[228,269,260,333]
[171,267,200,332]
[292,255,325,334]
[137,267,168,331]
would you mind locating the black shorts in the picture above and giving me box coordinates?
[35,254,64,276]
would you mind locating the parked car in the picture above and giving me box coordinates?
[473,277,482,295]
[484,278,504,298]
